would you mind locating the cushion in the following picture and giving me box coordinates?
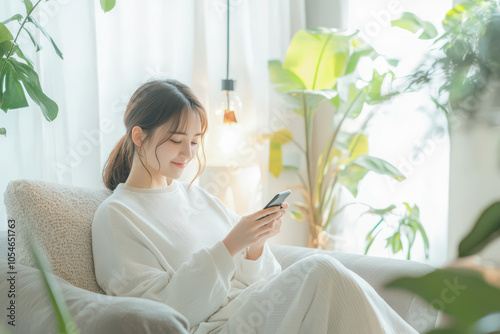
[0,246,190,334]
[3,179,112,294]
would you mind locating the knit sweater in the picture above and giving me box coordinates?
[91,179,282,332]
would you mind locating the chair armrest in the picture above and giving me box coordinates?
[269,243,438,333]
[0,261,190,334]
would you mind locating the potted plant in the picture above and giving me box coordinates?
[265,27,429,258]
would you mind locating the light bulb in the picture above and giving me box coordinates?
[215,85,242,125]
[207,80,246,166]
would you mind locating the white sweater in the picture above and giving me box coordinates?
[92,180,282,332]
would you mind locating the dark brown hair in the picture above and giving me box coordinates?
[102,79,208,192]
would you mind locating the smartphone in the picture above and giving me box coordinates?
[257,190,291,221]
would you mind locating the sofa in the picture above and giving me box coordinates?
[0,179,439,334]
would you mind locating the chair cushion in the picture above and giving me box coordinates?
[0,251,190,334]
[3,179,112,294]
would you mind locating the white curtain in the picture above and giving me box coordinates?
[0,0,305,228]
[0,0,450,268]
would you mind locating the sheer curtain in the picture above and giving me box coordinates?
[0,0,450,267]
[0,0,305,229]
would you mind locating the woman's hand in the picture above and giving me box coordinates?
[246,202,289,260]
[222,202,289,257]
[255,201,288,244]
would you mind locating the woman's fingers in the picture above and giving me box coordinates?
[253,206,281,221]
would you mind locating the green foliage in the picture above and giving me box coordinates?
[0,0,118,136]
[362,202,429,260]
[459,201,500,257]
[392,0,500,119]
[100,0,117,12]
[267,28,427,254]
[26,232,79,333]
[1,0,62,136]
[391,12,438,40]
[386,200,500,333]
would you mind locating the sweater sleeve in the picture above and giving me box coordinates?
[92,204,237,329]
[208,195,282,287]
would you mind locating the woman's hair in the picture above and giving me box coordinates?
[102,79,208,192]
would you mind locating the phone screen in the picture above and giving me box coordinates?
[258,190,291,221]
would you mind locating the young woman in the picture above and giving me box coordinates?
[92,79,419,334]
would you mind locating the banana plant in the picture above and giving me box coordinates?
[0,0,117,137]
[267,28,411,249]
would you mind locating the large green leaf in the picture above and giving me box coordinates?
[26,16,63,59]
[337,163,369,197]
[0,40,33,68]
[23,0,34,14]
[281,90,338,118]
[349,154,406,181]
[386,268,500,327]
[268,60,306,93]
[23,26,43,52]
[26,233,79,333]
[10,58,58,120]
[459,201,500,257]
[0,22,13,44]
[0,128,6,136]
[2,14,23,25]
[269,129,293,178]
[1,61,29,111]
[100,0,117,12]
[283,29,351,90]
[391,12,438,40]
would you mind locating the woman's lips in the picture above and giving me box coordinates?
[171,162,186,168]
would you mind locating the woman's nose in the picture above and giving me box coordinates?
[180,142,194,159]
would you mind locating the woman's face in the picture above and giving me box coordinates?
[140,111,202,183]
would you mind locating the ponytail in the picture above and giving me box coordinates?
[102,134,133,191]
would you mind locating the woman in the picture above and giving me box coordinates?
[92,79,419,334]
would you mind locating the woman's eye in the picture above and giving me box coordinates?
[170,139,198,145]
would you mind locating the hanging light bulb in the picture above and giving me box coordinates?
[207,0,245,165]
[214,79,242,125]
[213,79,243,156]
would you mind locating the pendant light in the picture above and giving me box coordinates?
[214,0,242,126]
[209,0,244,162]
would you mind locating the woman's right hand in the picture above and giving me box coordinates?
[222,205,285,257]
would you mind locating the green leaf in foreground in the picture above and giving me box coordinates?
[26,232,80,333]
[386,267,500,327]
[458,201,500,257]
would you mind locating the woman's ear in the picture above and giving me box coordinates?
[131,126,144,147]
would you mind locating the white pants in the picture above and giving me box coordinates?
[218,254,419,334]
